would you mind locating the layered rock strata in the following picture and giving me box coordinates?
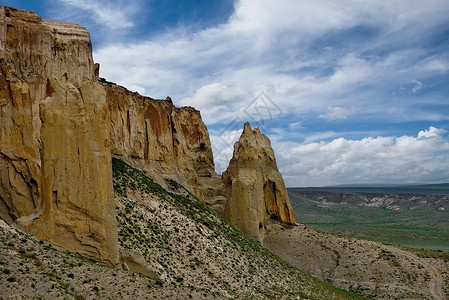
[222,123,295,241]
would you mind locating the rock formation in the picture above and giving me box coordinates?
[106,84,224,205]
[0,6,293,267]
[0,6,117,265]
[23,78,119,266]
[0,6,95,225]
[0,6,96,223]
[222,123,295,241]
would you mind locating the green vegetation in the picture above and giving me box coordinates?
[289,190,449,251]
[112,157,361,299]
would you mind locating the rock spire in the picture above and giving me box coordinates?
[222,123,295,241]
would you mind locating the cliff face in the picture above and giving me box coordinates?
[0,6,96,223]
[25,78,118,266]
[222,123,295,241]
[0,6,117,265]
[106,84,224,205]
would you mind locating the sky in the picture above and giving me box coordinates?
[4,0,449,187]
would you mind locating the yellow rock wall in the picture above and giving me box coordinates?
[26,78,119,266]
[0,6,118,266]
[0,5,95,224]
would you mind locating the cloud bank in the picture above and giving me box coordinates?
[50,0,449,186]
[275,127,449,186]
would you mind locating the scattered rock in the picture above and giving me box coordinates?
[120,249,160,281]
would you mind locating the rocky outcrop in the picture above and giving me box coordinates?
[120,248,160,281]
[0,6,96,223]
[106,84,225,205]
[222,123,295,241]
[0,6,118,266]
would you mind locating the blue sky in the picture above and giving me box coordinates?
[4,0,449,186]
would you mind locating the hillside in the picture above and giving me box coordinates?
[264,222,449,299]
[0,159,357,299]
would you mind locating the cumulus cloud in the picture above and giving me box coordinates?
[274,127,449,186]
[417,126,446,139]
[179,83,248,124]
[181,83,246,109]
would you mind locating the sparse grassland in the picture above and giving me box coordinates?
[288,190,449,251]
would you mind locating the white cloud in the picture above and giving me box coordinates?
[126,85,146,95]
[319,107,350,121]
[274,127,449,186]
[57,0,137,29]
[179,83,248,124]
[288,122,303,130]
[417,126,446,139]
[409,79,423,93]
[303,131,339,143]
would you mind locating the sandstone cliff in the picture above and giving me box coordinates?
[105,84,225,205]
[222,123,295,241]
[0,6,96,222]
[24,78,119,266]
[0,6,117,265]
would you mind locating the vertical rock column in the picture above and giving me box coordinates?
[0,5,96,225]
[25,78,119,266]
[222,123,295,242]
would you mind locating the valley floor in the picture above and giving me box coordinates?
[263,221,449,299]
